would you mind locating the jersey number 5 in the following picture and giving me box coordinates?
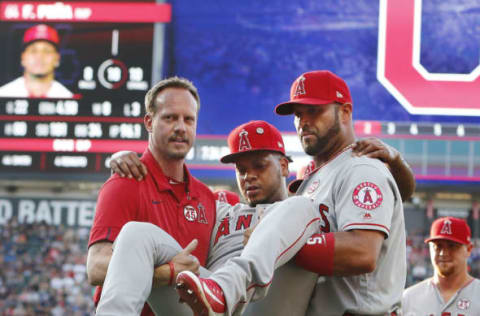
[319,204,330,233]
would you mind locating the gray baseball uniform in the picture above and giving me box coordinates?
[209,201,318,316]
[207,195,321,316]
[301,148,406,315]
[402,278,480,316]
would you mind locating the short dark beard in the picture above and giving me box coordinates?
[303,106,340,156]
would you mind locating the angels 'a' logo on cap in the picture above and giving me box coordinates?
[440,218,452,235]
[294,75,306,97]
[238,129,251,151]
[352,182,383,210]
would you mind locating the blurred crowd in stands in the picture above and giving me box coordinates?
[0,219,94,316]
[0,219,479,315]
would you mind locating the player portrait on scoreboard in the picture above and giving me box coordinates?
[0,24,73,98]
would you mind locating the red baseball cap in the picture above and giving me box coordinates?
[288,160,316,193]
[213,190,240,206]
[275,70,352,115]
[23,24,59,48]
[424,217,471,245]
[220,120,292,163]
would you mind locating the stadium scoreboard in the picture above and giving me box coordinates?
[0,1,171,180]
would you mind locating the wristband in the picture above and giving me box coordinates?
[295,232,335,275]
[168,261,175,286]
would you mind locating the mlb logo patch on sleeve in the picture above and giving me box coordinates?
[352,182,383,210]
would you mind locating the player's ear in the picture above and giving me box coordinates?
[338,103,352,124]
[20,52,26,68]
[144,113,153,133]
[54,52,60,68]
[279,156,289,178]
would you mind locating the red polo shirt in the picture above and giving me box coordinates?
[88,148,216,315]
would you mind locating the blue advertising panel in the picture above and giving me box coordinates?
[170,0,480,134]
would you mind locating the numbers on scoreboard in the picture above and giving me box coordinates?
[123,101,142,117]
[129,67,144,82]
[74,123,103,138]
[39,101,78,115]
[35,122,68,137]
[109,123,142,139]
[4,122,27,137]
[6,100,29,115]
[92,101,112,116]
[106,66,122,83]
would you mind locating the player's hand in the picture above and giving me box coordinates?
[243,207,265,246]
[109,150,147,181]
[351,137,399,164]
[171,239,200,277]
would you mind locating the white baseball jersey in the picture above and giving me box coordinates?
[402,278,480,316]
[302,148,406,315]
[0,77,73,98]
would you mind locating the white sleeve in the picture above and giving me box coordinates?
[334,162,396,237]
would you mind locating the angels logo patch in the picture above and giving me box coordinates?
[183,205,198,222]
[352,182,383,210]
[457,298,470,310]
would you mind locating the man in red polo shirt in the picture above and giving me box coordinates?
[86,76,216,315]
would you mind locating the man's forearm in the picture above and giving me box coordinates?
[152,264,172,288]
[87,253,111,286]
[389,154,416,202]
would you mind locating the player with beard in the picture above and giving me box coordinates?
[402,217,480,315]
[0,24,73,98]
[176,70,410,316]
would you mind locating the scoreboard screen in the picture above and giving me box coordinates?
[0,1,171,180]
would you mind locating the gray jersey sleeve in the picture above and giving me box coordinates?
[335,159,397,237]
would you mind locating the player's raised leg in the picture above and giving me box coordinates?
[177,196,320,316]
[96,221,209,316]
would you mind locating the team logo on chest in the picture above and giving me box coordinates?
[457,298,470,310]
[352,182,383,210]
[184,205,198,222]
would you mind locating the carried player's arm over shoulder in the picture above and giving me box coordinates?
[109,150,147,180]
[352,137,415,201]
